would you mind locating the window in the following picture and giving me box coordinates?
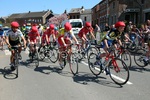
[70,22,82,28]
[113,2,115,9]
[84,16,87,21]
[141,0,145,4]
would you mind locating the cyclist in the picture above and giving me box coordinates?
[5,21,26,71]
[142,24,150,66]
[39,24,56,50]
[95,21,126,74]
[57,22,79,66]
[28,26,40,57]
[0,24,5,50]
[78,22,96,49]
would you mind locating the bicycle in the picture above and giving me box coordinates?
[58,44,78,76]
[114,46,132,67]
[9,45,23,77]
[75,40,98,61]
[29,44,39,67]
[88,45,130,85]
[134,46,150,67]
[38,41,58,63]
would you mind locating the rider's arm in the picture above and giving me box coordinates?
[70,31,79,44]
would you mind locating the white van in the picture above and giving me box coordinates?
[61,19,83,35]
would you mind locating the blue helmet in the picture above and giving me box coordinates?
[54,26,58,31]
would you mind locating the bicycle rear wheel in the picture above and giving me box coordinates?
[134,49,147,67]
[87,47,99,58]
[69,53,78,76]
[108,58,129,85]
[88,53,102,76]
[120,50,132,67]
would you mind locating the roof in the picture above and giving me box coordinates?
[69,8,82,13]
[9,10,50,19]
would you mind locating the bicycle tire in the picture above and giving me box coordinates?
[87,46,99,58]
[119,50,132,67]
[49,48,59,63]
[38,46,46,60]
[134,48,147,67]
[33,50,39,68]
[108,58,129,85]
[58,52,66,70]
[88,53,102,76]
[69,53,79,76]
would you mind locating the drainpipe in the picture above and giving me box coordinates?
[134,0,143,24]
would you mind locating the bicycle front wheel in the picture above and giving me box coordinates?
[49,48,59,63]
[120,50,132,67]
[88,53,102,76]
[108,58,129,85]
[69,53,78,76]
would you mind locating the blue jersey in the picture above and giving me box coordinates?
[0,30,4,36]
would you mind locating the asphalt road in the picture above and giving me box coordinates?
[0,46,150,100]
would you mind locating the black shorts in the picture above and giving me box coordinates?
[9,39,21,46]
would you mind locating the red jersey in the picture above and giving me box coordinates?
[45,29,55,38]
[78,27,93,37]
[28,31,40,41]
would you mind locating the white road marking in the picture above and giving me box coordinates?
[4,50,11,55]
[81,61,133,85]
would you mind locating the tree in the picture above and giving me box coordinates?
[47,13,68,26]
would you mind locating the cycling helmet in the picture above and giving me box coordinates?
[54,26,58,31]
[64,22,72,31]
[49,24,55,30]
[85,22,91,27]
[31,26,38,32]
[115,21,125,28]
[11,21,19,28]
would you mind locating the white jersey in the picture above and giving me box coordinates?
[6,29,23,41]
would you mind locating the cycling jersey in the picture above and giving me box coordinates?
[28,31,40,43]
[78,27,93,38]
[0,29,4,36]
[6,29,23,46]
[58,28,73,46]
[104,29,122,41]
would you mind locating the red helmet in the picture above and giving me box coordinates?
[85,22,91,27]
[49,24,55,30]
[64,22,72,31]
[11,21,19,28]
[31,26,38,32]
[115,21,125,28]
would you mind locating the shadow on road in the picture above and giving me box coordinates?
[72,73,122,88]
[129,65,150,73]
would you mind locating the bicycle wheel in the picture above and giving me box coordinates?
[58,53,66,70]
[134,49,147,67]
[87,47,98,57]
[38,46,45,60]
[14,53,19,67]
[88,53,102,76]
[120,50,132,67]
[69,53,78,76]
[34,50,39,67]
[49,48,59,63]
[108,58,129,85]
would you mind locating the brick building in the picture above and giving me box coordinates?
[6,10,54,26]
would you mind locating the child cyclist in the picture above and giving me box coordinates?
[57,22,79,66]
[28,26,40,57]
[78,22,96,49]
